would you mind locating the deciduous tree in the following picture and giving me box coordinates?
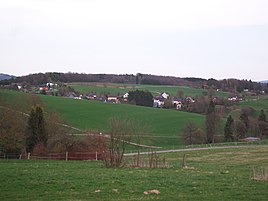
[181,123,205,145]
[0,109,25,154]
[103,117,136,168]
[258,110,268,138]
[239,112,249,131]
[235,120,247,139]
[206,100,216,143]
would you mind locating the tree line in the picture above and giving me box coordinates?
[181,100,268,145]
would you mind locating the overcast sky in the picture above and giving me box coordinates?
[1,0,268,81]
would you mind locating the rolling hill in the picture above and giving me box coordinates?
[0,73,16,81]
[69,83,229,97]
[40,95,205,147]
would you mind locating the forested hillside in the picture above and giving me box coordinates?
[1,72,268,94]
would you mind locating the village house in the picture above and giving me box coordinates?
[39,86,49,91]
[153,96,165,108]
[228,95,242,102]
[123,92,129,102]
[172,98,183,110]
[86,94,97,100]
[161,92,169,99]
[46,82,58,88]
[185,96,195,103]
[105,96,121,104]
[153,92,169,108]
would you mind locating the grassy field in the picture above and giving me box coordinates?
[0,145,267,201]
[0,89,205,148]
[233,96,268,118]
[69,83,229,97]
[238,96,268,111]
[39,95,204,148]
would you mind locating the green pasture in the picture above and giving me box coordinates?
[233,96,268,119]
[69,83,228,97]
[0,89,35,112]
[39,95,204,148]
[238,96,268,111]
[1,145,267,201]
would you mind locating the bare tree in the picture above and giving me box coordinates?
[103,117,133,168]
[206,100,216,143]
[176,90,184,98]
[235,120,247,139]
[163,98,174,109]
[0,108,25,154]
[181,123,206,145]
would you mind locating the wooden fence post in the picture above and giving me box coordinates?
[95,152,98,161]
[27,152,30,160]
[65,152,68,161]
[182,154,187,168]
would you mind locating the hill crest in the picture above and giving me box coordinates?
[0,73,16,81]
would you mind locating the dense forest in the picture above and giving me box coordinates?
[1,72,268,94]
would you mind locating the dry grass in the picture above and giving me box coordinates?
[188,146,268,164]
[252,167,268,181]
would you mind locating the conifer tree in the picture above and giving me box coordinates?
[26,105,47,152]
[224,115,234,141]
[258,109,266,122]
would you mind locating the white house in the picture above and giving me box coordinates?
[153,97,165,108]
[228,96,238,101]
[161,92,169,99]
[172,98,183,110]
[106,96,121,104]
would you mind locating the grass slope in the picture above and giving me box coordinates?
[233,96,268,118]
[70,83,228,97]
[238,97,268,111]
[0,145,267,201]
[40,95,204,147]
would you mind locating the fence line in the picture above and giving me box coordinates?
[0,151,104,161]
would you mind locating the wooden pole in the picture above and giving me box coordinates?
[182,154,187,168]
[65,152,68,161]
[27,153,30,160]
[95,152,98,161]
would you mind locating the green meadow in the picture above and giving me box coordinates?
[40,95,204,148]
[1,145,267,201]
[232,96,268,119]
[69,83,228,97]
[238,96,268,111]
